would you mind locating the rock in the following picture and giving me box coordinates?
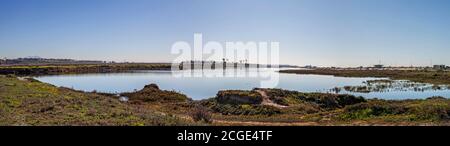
[119,96,129,102]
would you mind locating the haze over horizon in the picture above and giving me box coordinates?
[1,0,450,67]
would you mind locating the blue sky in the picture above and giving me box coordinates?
[1,0,449,67]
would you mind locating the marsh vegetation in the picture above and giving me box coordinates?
[280,69,450,85]
[330,79,450,93]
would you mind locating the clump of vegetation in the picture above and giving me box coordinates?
[334,79,448,94]
[200,99,281,116]
[280,69,450,85]
[216,90,262,104]
[339,98,449,121]
[335,94,367,107]
[342,86,371,93]
[263,88,301,106]
[190,106,212,123]
[121,83,190,103]
[340,100,408,119]
[408,98,449,121]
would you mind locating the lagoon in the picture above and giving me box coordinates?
[34,68,450,100]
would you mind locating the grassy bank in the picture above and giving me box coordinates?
[279,69,450,85]
[0,75,195,126]
[0,63,172,75]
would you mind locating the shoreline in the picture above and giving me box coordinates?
[0,63,172,76]
[5,65,448,100]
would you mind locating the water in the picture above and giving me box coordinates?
[34,68,450,100]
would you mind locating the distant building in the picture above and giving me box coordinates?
[433,65,446,70]
[373,64,384,68]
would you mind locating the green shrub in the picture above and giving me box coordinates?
[340,108,374,119]
[340,98,450,121]
[122,83,189,103]
[408,102,449,121]
[216,90,262,104]
[340,100,408,120]
[336,94,366,107]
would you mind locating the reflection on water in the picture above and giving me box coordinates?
[34,68,450,100]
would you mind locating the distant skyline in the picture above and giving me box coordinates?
[1,0,450,67]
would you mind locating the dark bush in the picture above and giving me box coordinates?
[336,94,366,107]
[342,101,409,119]
[409,103,449,120]
[319,95,340,109]
[216,90,262,104]
[190,107,212,123]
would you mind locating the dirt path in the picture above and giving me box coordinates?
[255,89,288,108]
